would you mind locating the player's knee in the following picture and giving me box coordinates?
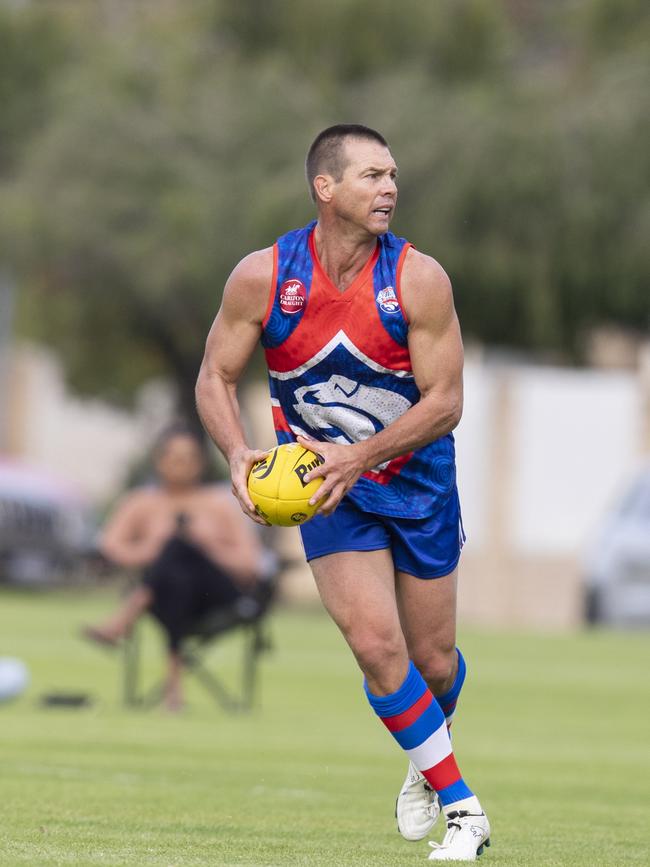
[411,648,456,695]
[351,628,404,685]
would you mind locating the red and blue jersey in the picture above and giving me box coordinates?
[261,220,456,519]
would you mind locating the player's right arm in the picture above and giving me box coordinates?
[195,248,273,524]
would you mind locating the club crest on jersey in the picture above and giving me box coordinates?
[292,374,412,452]
[376,285,400,314]
[279,279,306,314]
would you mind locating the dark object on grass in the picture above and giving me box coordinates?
[39,692,93,708]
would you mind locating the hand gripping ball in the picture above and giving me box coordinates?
[247,443,325,526]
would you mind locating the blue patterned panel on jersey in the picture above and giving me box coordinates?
[261,221,317,349]
[348,434,456,518]
[372,231,410,347]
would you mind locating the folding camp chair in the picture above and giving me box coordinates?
[122,574,276,712]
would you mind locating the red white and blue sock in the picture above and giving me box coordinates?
[435,647,466,730]
[365,661,474,807]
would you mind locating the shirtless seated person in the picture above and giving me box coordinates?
[84,423,268,711]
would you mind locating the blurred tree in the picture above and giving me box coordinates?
[5,27,316,417]
[364,64,650,355]
[215,0,510,84]
[0,4,70,175]
[1,0,648,419]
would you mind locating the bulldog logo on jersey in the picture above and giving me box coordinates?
[376,285,400,314]
[292,374,412,450]
[280,279,306,314]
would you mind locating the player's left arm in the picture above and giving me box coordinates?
[298,249,463,514]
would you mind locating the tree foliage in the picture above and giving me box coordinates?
[2,0,649,414]
[0,3,70,174]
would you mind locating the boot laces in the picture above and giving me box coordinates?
[423,789,439,819]
[428,810,482,851]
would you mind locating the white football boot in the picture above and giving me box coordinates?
[427,808,491,861]
[395,761,441,841]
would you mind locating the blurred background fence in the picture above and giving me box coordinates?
[1,0,649,627]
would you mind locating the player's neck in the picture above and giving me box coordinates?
[313,220,377,293]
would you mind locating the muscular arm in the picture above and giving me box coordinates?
[356,249,463,464]
[300,248,463,513]
[195,248,273,523]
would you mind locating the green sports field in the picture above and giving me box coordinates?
[1,588,648,867]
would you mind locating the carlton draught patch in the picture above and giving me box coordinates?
[279,279,306,314]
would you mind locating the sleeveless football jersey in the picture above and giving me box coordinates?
[261,220,456,519]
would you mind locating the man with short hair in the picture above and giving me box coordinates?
[196,124,490,861]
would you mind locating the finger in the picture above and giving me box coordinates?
[233,478,258,514]
[241,491,260,516]
[309,478,334,506]
[317,486,344,516]
[303,464,327,485]
[311,478,342,510]
[241,451,270,477]
[231,483,248,512]
[296,435,322,453]
[234,489,269,526]
[234,495,264,524]
[236,456,272,524]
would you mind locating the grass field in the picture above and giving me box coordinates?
[1,588,649,867]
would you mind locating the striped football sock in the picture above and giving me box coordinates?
[364,661,474,806]
[435,647,466,729]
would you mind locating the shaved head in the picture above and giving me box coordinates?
[306,124,389,202]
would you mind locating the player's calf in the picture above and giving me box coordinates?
[365,661,478,814]
[434,647,466,728]
[394,649,468,840]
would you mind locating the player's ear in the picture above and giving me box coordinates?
[313,174,334,204]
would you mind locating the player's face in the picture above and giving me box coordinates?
[332,139,398,235]
[155,435,205,487]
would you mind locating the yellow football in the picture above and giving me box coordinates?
[247,443,325,526]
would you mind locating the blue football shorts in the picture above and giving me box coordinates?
[299,487,465,579]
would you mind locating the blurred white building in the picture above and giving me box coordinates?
[454,347,649,629]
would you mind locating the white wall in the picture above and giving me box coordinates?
[453,353,495,549]
[454,358,645,558]
[509,368,642,554]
